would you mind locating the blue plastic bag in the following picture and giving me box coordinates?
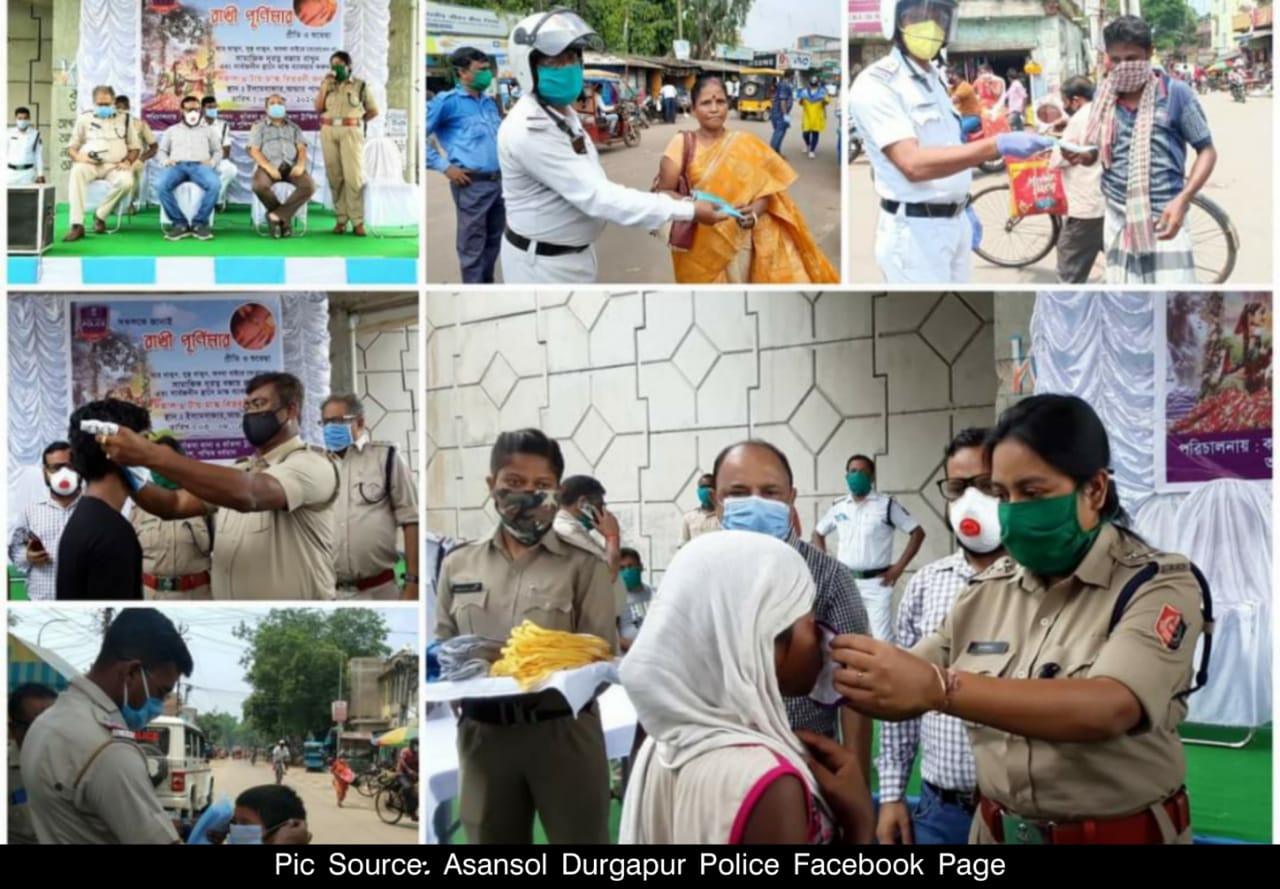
[187,794,233,845]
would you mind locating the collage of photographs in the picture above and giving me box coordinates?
[0,0,1274,866]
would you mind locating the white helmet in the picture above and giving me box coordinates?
[509,8,603,96]
[879,0,959,44]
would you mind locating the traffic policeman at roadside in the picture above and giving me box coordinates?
[498,10,729,283]
[435,428,616,844]
[21,608,193,844]
[849,0,1054,283]
[831,395,1211,845]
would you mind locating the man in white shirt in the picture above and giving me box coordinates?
[498,9,727,283]
[8,107,44,185]
[660,81,678,123]
[7,441,82,602]
[811,453,926,643]
[156,94,223,240]
[1053,76,1104,284]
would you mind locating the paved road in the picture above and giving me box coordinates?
[846,90,1271,285]
[426,114,843,284]
[212,759,418,844]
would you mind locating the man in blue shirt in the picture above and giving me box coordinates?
[769,76,794,155]
[427,47,505,283]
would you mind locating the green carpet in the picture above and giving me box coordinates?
[39,203,417,258]
[443,722,1272,844]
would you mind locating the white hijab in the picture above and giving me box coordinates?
[619,530,820,841]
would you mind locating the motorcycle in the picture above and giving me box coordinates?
[1230,80,1247,103]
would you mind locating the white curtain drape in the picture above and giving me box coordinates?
[345,0,392,143]
[7,293,331,536]
[1031,293,1272,727]
[77,0,141,113]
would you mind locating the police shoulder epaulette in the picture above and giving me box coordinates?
[868,55,900,82]
[973,555,1018,582]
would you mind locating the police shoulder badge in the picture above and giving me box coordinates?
[1154,603,1187,650]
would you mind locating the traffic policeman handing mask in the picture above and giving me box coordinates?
[498,9,730,283]
[849,0,1054,283]
[830,395,1211,845]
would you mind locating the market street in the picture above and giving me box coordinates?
[212,759,419,844]
[846,90,1271,285]
[426,115,843,283]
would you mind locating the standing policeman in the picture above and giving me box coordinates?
[434,428,616,844]
[8,107,45,185]
[849,0,1052,282]
[20,608,193,844]
[498,9,728,283]
[315,50,379,236]
[321,394,420,601]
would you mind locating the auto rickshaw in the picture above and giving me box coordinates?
[303,739,326,772]
[738,68,781,120]
[577,70,640,149]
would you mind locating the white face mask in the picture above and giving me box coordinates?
[48,467,81,497]
[184,110,202,126]
[948,486,1003,554]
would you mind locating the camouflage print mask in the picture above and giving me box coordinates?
[493,488,559,545]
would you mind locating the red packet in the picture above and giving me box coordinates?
[1006,156,1068,217]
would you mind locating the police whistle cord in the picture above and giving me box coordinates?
[490,621,613,690]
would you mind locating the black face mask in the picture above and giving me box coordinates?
[243,408,286,447]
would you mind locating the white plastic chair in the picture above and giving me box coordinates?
[251,181,310,236]
[360,137,418,237]
[158,181,216,231]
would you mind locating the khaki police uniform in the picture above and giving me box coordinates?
[68,110,142,226]
[131,506,212,600]
[914,523,1207,845]
[19,675,179,844]
[435,524,617,844]
[8,743,38,844]
[553,508,628,620]
[320,76,378,226]
[679,508,720,545]
[333,437,418,600]
[211,436,339,600]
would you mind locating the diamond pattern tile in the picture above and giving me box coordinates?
[789,388,841,453]
[573,407,615,466]
[920,294,982,363]
[479,353,519,408]
[672,326,719,387]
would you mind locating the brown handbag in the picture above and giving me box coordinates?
[655,130,696,252]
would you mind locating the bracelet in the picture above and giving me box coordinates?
[932,664,958,712]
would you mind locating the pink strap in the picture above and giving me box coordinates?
[728,750,813,844]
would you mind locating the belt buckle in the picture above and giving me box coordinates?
[1002,813,1050,845]
[160,577,177,593]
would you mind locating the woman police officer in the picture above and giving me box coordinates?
[832,394,1212,845]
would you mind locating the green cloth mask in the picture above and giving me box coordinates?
[537,64,584,106]
[997,489,1104,577]
[332,65,349,81]
[620,566,643,590]
[469,69,494,91]
[846,470,872,497]
[150,471,180,491]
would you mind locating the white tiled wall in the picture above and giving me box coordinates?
[355,319,420,486]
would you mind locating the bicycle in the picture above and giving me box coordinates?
[375,779,418,825]
[967,185,1239,283]
[354,766,396,799]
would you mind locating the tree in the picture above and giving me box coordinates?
[1106,0,1199,50]
[682,0,752,59]
[196,710,243,749]
[235,610,389,743]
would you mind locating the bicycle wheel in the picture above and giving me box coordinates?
[375,786,404,825]
[354,773,377,798]
[970,183,1061,268]
[1185,194,1239,284]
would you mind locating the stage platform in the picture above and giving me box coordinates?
[8,204,419,286]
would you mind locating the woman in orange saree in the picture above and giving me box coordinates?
[653,76,838,284]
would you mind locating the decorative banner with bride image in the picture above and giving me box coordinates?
[140,0,342,131]
[1155,293,1273,490]
[70,297,284,462]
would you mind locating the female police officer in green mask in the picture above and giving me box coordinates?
[830,394,1211,846]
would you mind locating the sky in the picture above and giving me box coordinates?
[740,0,843,50]
[10,606,420,718]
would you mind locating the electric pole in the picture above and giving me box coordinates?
[677,0,684,42]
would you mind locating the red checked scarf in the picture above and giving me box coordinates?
[1085,60,1160,255]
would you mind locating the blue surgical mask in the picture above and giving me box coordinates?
[227,824,263,845]
[323,423,354,452]
[94,105,114,119]
[205,107,218,120]
[120,670,166,732]
[537,64,585,106]
[268,104,287,120]
[721,496,792,540]
[16,119,30,130]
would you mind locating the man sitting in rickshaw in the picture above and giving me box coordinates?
[576,82,619,137]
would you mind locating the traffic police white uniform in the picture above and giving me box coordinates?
[498,10,698,283]
[8,121,44,185]
[850,0,972,283]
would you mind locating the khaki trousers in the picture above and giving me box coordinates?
[320,124,365,225]
[253,169,317,223]
[69,161,132,226]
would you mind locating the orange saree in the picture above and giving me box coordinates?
[662,130,838,284]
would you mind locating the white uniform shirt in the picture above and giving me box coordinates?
[815,492,920,571]
[498,95,693,247]
[849,46,971,204]
[660,84,677,100]
[8,126,44,176]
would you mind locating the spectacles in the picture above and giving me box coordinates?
[319,415,357,427]
[245,398,279,412]
[936,474,995,501]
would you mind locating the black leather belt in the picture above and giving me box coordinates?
[881,198,966,218]
[505,227,590,256]
[460,169,501,181]
[9,164,34,170]
[924,781,977,812]
[850,566,889,580]
[460,698,574,726]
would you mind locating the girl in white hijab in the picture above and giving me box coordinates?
[619,530,871,844]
